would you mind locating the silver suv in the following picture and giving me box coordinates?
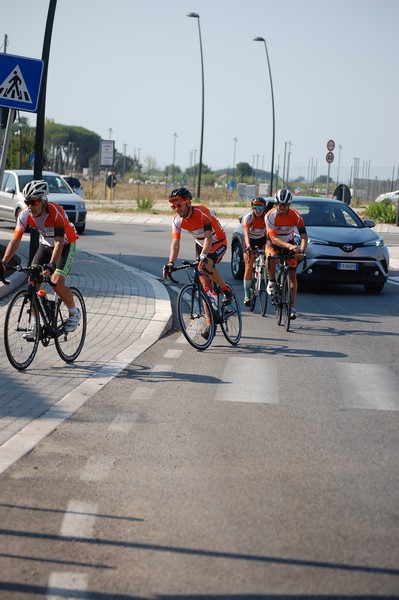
[0,169,87,234]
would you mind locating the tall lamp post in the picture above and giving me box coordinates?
[232,136,238,184]
[187,12,204,198]
[172,132,177,185]
[254,36,275,196]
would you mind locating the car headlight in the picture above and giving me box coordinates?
[364,238,385,248]
[77,202,86,211]
[307,237,330,246]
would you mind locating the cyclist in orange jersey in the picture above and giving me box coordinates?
[163,187,233,307]
[242,196,268,306]
[1,180,81,338]
[265,188,307,320]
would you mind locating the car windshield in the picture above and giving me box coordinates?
[293,201,364,228]
[18,174,73,195]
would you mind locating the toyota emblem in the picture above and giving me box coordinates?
[343,244,353,252]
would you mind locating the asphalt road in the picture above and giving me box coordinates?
[0,219,398,598]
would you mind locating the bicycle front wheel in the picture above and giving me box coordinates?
[281,273,292,331]
[220,288,242,345]
[258,267,268,317]
[55,287,87,362]
[248,277,256,312]
[4,291,40,370]
[177,283,215,350]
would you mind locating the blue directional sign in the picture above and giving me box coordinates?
[0,53,44,112]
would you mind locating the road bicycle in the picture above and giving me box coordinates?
[247,247,268,317]
[1,264,87,370]
[268,250,295,332]
[168,260,242,350]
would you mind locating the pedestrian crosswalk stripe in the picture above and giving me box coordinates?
[215,356,279,404]
[0,65,32,103]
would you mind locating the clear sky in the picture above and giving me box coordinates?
[2,0,398,183]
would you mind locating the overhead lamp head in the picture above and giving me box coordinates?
[187,12,200,18]
[254,36,265,42]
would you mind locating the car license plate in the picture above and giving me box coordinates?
[338,262,359,271]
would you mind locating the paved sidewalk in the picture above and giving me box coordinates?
[0,231,171,474]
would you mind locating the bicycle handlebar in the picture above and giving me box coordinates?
[1,264,54,286]
[166,260,199,284]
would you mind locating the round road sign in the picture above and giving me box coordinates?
[326,151,334,164]
[327,139,335,151]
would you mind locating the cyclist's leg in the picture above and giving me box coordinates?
[200,242,232,298]
[52,243,80,331]
[243,246,254,304]
[266,246,277,294]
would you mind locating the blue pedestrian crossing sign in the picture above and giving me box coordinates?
[0,53,44,112]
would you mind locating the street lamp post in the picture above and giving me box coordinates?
[232,137,238,184]
[254,36,275,196]
[172,132,177,186]
[187,12,204,198]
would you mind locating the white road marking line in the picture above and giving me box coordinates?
[215,357,279,403]
[60,500,98,539]
[152,364,173,373]
[109,413,140,431]
[47,572,88,599]
[80,455,115,482]
[337,363,399,410]
[164,348,183,358]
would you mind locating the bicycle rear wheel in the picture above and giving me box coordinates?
[281,273,292,331]
[177,283,215,350]
[4,291,40,370]
[258,266,268,317]
[55,287,87,362]
[220,288,242,345]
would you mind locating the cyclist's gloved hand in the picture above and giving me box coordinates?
[245,246,252,256]
[163,261,174,279]
[43,262,56,275]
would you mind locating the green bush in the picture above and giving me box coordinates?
[137,197,155,211]
[365,200,397,224]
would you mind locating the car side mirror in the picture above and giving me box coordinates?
[5,187,16,195]
[363,219,375,228]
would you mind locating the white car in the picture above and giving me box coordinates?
[375,189,399,203]
[0,169,87,234]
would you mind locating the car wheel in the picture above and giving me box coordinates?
[231,241,244,280]
[76,224,86,234]
[364,282,385,294]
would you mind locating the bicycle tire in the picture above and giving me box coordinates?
[55,287,87,362]
[258,266,268,317]
[177,283,215,350]
[220,288,242,345]
[281,272,292,331]
[4,290,40,370]
[276,277,283,326]
[248,276,256,311]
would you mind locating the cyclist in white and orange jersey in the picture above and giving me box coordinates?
[162,187,233,306]
[265,188,307,320]
[242,196,268,306]
[1,180,81,337]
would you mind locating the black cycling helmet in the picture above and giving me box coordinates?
[275,188,292,204]
[251,196,267,209]
[168,187,192,203]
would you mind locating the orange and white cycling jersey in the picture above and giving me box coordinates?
[14,202,78,247]
[265,207,306,243]
[242,211,267,241]
[172,205,226,248]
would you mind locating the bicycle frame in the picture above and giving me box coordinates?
[268,250,293,330]
[168,260,242,349]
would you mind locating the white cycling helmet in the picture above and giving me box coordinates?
[275,188,292,204]
[22,180,49,199]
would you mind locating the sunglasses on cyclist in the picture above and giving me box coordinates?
[24,198,42,207]
[170,200,189,210]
